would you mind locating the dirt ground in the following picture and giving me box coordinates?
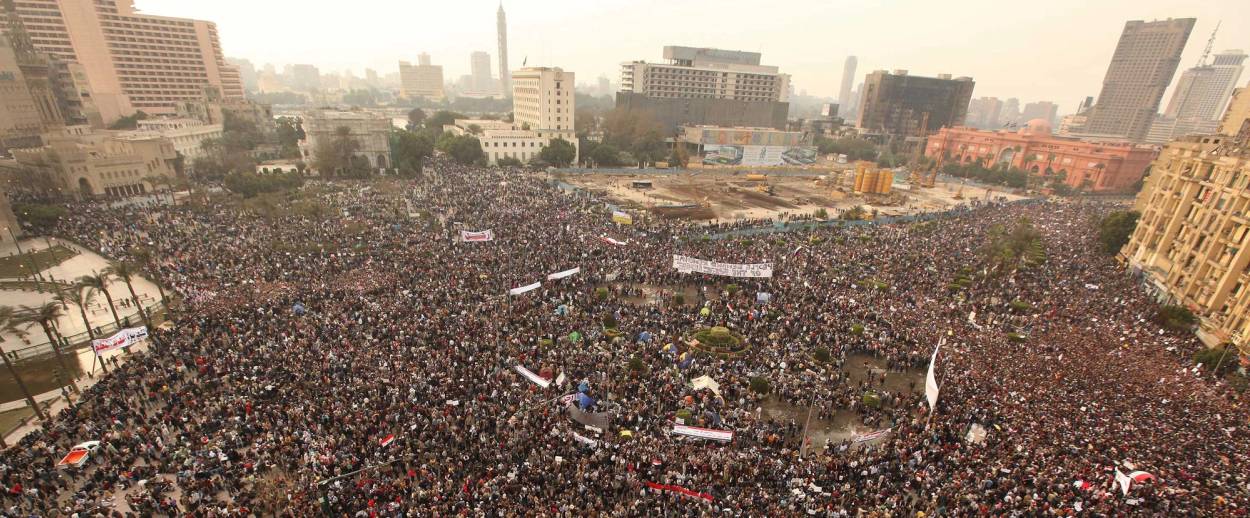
[558,170,1028,221]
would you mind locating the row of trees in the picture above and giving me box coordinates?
[942,162,1030,189]
[0,261,157,424]
[223,171,305,198]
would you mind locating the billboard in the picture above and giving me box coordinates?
[702,145,817,166]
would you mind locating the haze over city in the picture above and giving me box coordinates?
[138,0,1247,114]
[2,0,1250,515]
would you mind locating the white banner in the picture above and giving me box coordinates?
[673,255,773,278]
[572,431,599,448]
[508,282,541,296]
[600,236,628,246]
[672,424,733,442]
[91,326,149,355]
[926,339,943,411]
[547,267,580,280]
[460,229,494,242]
[514,365,551,388]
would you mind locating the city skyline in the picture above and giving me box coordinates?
[133,0,1246,116]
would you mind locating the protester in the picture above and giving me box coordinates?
[1,159,1246,516]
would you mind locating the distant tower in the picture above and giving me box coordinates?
[497,3,510,95]
[839,56,857,112]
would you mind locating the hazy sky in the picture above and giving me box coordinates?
[136,0,1247,115]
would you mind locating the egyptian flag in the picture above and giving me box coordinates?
[379,434,396,447]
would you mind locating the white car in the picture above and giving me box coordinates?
[56,440,101,468]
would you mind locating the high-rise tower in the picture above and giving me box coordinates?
[497,3,510,95]
[1084,18,1196,141]
[839,56,857,115]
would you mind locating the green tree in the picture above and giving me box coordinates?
[104,261,152,334]
[425,110,466,130]
[0,306,48,421]
[540,138,577,167]
[313,126,362,176]
[389,129,433,176]
[12,203,67,232]
[668,144,690,168]
[497,156,524,167]
[107,110,148,130]
[78,272,121,329]
[446,135,484,165]
[1097,210,1140,255]
[632,131,665,168]
[18,302,78,394]
[589,143,622,167]
[406,108,426,130]
[274,116,305,159]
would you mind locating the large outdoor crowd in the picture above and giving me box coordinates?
[1,157,1247,516]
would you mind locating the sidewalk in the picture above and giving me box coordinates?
[1,340,152,447]
[0,235,163,353]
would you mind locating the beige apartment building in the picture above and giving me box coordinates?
[5,0,242,124]
[511,66,576,160]
[10,127,177,197]
[1122,128,1250,351]
[399,54,444,100]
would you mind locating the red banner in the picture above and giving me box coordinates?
[645,481,713,502]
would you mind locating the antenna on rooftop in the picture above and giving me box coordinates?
[1197,21,1220,66]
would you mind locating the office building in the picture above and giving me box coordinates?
[1021,101,1059,126]
[470,51,494,93]
[229,57,258,92]
[1121,133,1250,350]
[1058,96,1095,136]
[965,97,1004,129]
[597,76,611,98]
[1220,82,1250,140]
[927,119,1156,192]
[839,56,857,112]
[4,0,243,123]
[399,54,444,100]
[512,66,575,139]
[117,118,222,170]
[0,29,53,151]
[616,46,791,133]
[9,127,178,197]
[298,109,392,172]
[286,64,321,92]
[497,3,509,94]
[463,67,577,165]
[176,86,273,138]
[856,70,975,139]
[1084,18,1196,142]
[1146,49,1248,144]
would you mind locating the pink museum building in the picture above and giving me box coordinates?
[925,119,1159,192]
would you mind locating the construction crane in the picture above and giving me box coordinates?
[1196,22,1220,67]
[908,112,933,188]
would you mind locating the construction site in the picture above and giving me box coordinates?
[556,164,1026,222]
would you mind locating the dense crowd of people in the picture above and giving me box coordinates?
[1,157,1247,516]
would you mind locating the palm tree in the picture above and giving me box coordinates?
[59,287,106,374]
[19,302,79,394]
[130,247,167,305]
[105,261,153,336]
[0,306,49,421]
[78,272,121,329]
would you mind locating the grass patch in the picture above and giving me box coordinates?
[0,245,79,278]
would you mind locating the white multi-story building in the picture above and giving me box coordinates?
[399,54,444,100]
[117,118,222,166]
[512,67,574,135]
[298,109,392,172]
[443,67,578,166]
[619,46,790,103]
